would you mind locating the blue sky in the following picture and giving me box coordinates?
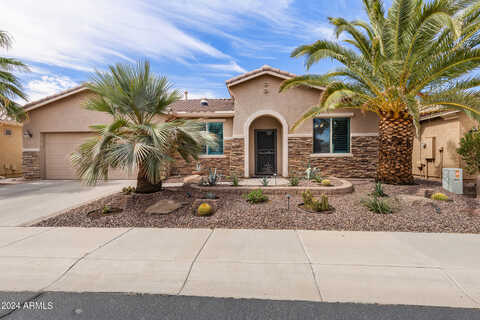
[2,0,383,102]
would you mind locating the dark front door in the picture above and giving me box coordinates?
[255,129,277,176]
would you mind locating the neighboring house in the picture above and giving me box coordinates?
[413,108,479,183]
[0,120,22,178]
[22,65,379,180]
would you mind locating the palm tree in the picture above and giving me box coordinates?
[0,31,28,122]
[71,61,216,193]
[280,0,480,184]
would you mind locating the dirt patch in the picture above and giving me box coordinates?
[34,179,480,233]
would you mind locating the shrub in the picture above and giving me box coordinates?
[321,179,332,186]
[313,174,324,183]
[102,205,112,214]
[197,203,213,216]
[122,186,136,195]
[289,176,300,186]
[372,182,387,197]
[361,196,392,214]
[457,129,480,175]
[231,174,239,187]
[431,192,449,201]
[244,189,268,204]
[260,176,270,186]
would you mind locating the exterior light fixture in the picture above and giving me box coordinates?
[286,194,291,211]
[23,130,32,138]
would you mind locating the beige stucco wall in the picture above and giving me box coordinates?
[248,116,283,176]
[0,122,22,176]
[229,74,379,135]
[413,112,479,181]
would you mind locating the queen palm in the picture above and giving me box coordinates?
[71,61,216,193]
[280,0,480,184]
[0,31,28,121]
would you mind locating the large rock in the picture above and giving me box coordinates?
[183,175,202,185]
[145,199,182,215]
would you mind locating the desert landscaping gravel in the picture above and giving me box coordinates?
[35,179,480,233]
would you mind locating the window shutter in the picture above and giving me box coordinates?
[207,122,224,155]
[332,118,350,153]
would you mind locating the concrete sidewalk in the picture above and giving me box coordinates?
[0,227,479,308]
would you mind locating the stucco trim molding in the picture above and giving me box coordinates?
[351,133,379,137]
[243,109,289,177]
[22,148,40,152]
[224,135,244,141]
[288,133,312,138]
[310,153,353,158]
[314,112,355,118]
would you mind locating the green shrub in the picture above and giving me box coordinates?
[313,174,324,183]
[102,205,112,214]
[362,196,393,214]
[289,176,300,186]
[372,182,387,197]
[231,174,239,187]
[244,189,268,204]
[457,129,480,175]
[431,192,449,201]
[260,176,270,186]
[321,179,332,186]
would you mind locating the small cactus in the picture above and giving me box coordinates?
[431,192,449,201]
[302,189,313,206]
[204,192,217,199]
[320,194,329,211]
[197,203,213,216]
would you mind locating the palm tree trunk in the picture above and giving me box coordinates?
[376,111,415,185]
[135,165,163,194]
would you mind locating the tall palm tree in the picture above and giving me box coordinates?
[280,0,480,184]
[0,31,28,121]
[71,61,216,193]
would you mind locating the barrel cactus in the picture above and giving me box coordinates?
[431,193,449,201]
[321,179,332,186]
[197,203,213,216]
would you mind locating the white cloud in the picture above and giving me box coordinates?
[185,90,219,99]
[201,61,247,74]
[25,75,78,102]
[2,0,230,72]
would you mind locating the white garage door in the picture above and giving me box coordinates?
[44,133,136,180]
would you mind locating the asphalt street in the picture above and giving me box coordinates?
[0,292,478,320]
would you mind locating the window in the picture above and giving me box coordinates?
[313,118,350,153]
[201,122,224,155]
[4,129,12,136]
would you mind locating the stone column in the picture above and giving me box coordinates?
[22,150,41,180]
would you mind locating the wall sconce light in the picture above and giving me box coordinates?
[23,130,32,138]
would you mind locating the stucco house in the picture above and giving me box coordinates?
[21,65,380,180]
[413,108,479,183]
[0,120,22,178]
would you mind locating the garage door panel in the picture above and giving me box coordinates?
[44,133,136,180]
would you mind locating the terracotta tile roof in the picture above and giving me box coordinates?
[23,83,88,109]
[226,65,296,87]
[170,99,234,113]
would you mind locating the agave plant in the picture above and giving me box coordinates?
[0,31,28,122]
[71,60,217,193]
[280,0,480,184]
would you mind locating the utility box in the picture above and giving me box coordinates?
[442,168,463,195]
[421,137,435,160]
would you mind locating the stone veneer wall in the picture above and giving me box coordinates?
[229,138,244,177]
[288,136,378,178]
[170,140,232,176]
[22,151,41,180]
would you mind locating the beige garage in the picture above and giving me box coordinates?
[44,132,136,180]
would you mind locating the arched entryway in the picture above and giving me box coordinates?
[243,110,289,177]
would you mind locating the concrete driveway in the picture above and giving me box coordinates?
[0,180,134,226]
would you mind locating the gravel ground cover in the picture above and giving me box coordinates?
[35,179,480,233]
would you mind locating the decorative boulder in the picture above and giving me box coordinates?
[183,174,202,185]
[145,199,182,215]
